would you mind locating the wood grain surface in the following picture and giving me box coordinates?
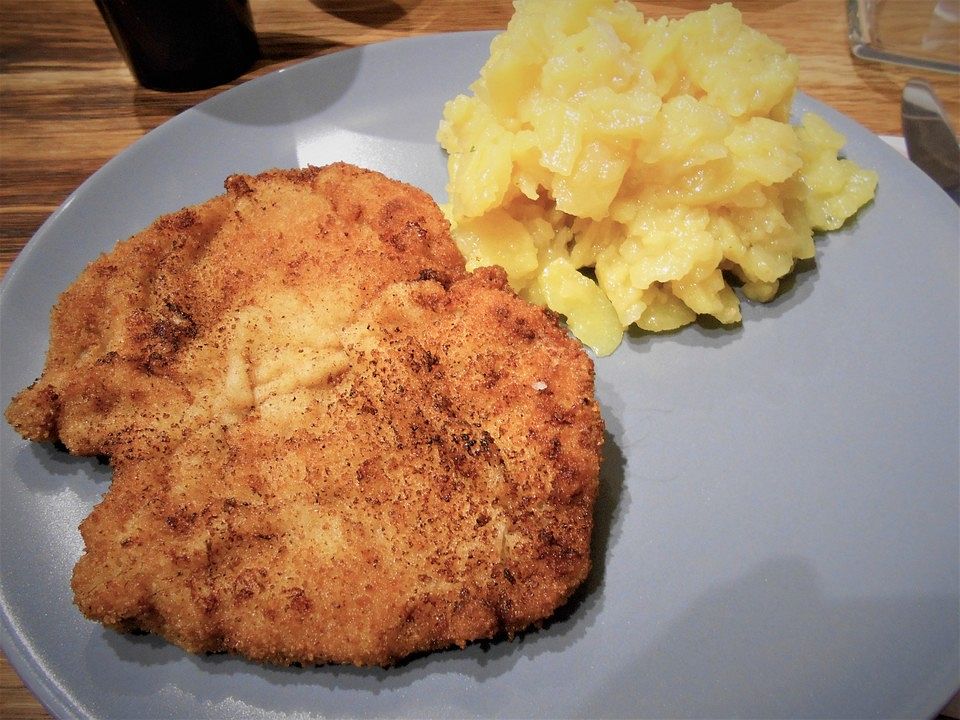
[1,1,958,718]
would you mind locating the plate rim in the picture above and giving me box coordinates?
[1,28,957,720]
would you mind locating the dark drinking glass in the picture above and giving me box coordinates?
[94,0,259,91]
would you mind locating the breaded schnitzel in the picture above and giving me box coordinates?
[6,164,603,666]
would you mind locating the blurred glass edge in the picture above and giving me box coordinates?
[848,0,960,74]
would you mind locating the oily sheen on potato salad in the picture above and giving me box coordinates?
[437,1,878,355]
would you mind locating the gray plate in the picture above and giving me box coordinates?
[1,31,958,720]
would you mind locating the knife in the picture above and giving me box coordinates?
[901,78,960,204]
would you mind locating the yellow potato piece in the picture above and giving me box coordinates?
[437,0,878,355]
[538,258,623,356]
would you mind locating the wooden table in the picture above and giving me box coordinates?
[1,1,958,717]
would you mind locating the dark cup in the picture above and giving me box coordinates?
[94,0,259,92]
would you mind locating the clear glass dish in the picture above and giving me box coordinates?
[848,0,960,74]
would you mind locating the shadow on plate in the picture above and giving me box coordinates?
[194,36,363,128]
[12,441,112,496]
[130,32,353,129]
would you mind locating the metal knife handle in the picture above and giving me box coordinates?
[901,78,960,203]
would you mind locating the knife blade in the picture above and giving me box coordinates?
[901,78,960,204]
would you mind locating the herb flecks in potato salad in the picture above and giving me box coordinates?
[437,1,878,355]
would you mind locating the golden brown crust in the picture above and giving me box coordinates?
[6,163,602,667]
[6,163,464,453]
